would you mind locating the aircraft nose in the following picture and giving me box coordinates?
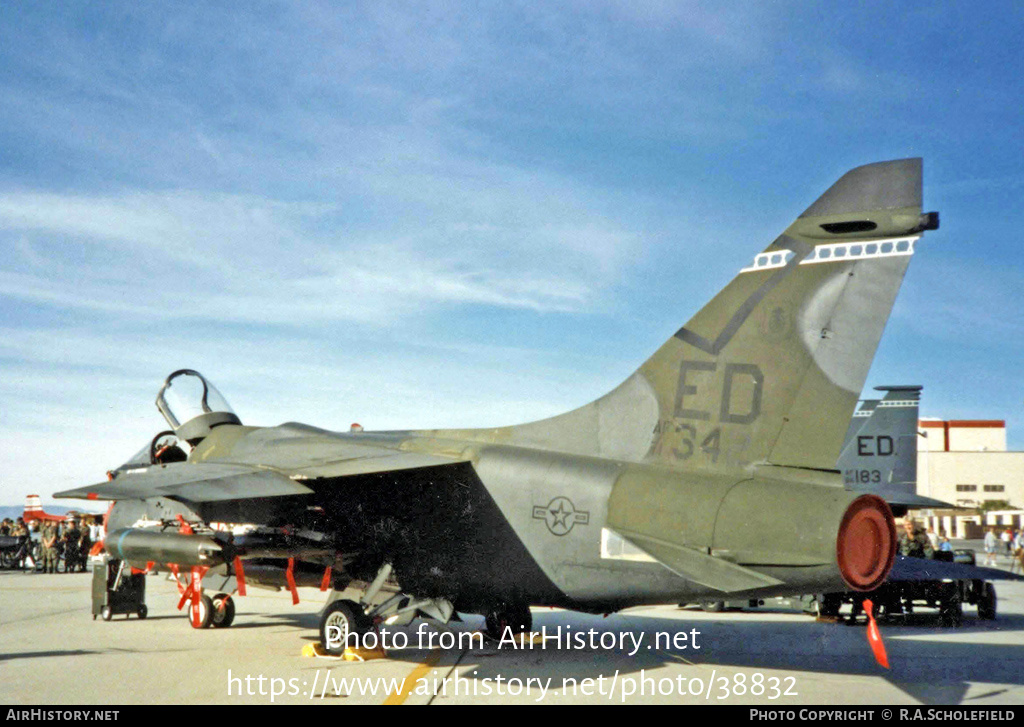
[836,494,896,591]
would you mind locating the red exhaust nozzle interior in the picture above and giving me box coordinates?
[836,494,896,591]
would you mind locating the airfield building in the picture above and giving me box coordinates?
[915,418,1024,538]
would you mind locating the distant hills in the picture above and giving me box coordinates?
[0,504,102,521]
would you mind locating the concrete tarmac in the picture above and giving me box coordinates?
[2,552,1024,706]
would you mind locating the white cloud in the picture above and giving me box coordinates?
[0,134,644,324]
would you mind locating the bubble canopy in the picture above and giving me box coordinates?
[156,369,241,442]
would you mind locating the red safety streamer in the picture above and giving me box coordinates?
[175,565,192,610]
[233,556,247,597]
[286,557,299,605]
[177,576,194,611]
[320,566,332,592]
[175,515,193,535]
[864,599,890,669]
[168,563,186,595]
[189,567,203,627]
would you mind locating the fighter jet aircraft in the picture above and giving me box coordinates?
[57,158,941,651]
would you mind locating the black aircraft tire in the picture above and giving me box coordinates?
[137,604,148,620]
[320,599,367,656]
[484,603,533,640]
[101,605,112,622]
[701,601,725,613]
[939,584,962,627]
[211,593,235,628]
[978,583,997,620]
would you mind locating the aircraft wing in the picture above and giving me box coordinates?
[887,554,1024,583]
[54,462,314,502]
[54,443,462,504]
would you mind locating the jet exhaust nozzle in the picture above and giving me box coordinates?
[836,494,896,591]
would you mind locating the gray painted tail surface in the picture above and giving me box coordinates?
[838,385,953,508]
[842,398,880,454]
[443,160,936,473]
[838,386,920,491]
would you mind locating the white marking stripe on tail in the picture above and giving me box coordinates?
[740,236,919,274]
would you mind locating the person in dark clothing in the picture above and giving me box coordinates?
[898,518,934,560]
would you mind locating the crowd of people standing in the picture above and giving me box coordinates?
[983,525,1024,567]
[0,516,104,572]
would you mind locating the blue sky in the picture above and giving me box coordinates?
[1,2,1022,505]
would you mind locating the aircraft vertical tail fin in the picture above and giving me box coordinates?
[458,159,938,472]
[633,158,938,471]
[24,495,43,514]
[842,398,879,453]
[839,386,921,488]
[839,385,952,509]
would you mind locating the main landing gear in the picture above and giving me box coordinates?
[319,599,374,653]
[316,563,456,656]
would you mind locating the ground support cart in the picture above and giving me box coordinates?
[91,557,147,621]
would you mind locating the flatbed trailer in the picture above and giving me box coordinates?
[814,550,997,626]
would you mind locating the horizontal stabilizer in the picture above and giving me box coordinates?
[853,488,954,510]
[888,554,1024,582]
[614,528,784,593]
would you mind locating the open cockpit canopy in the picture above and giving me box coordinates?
[156,369,241,444]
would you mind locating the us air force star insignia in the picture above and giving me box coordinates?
[532,496,590,536]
